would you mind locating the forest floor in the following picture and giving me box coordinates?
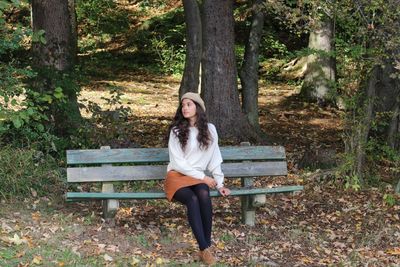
[1,67,400,266]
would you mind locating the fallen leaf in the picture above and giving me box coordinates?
[1,222,13,233]
[32,255,43,265]
[130,256,140,266]
[104,254,113,262]
[9,234,27,245]
[386,248,400,255]
[216,241,225,249]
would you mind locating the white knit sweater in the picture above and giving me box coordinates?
[167,123,224,188]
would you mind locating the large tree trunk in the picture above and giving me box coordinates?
[179,0,202,97]
[31,0,81,136]
[201,0,259,142]
[239,0,265,132]
[301,14,336,106]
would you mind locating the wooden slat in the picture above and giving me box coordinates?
[66,146,286,165]
[66,186,304,201]
[67,161,287,182]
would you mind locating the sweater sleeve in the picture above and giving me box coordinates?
[168,130,205,179]
[207,125,224,188]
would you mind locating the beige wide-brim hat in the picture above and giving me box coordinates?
[181,92,206,112]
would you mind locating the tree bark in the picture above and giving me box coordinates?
[68,0,78,64]
[31,0,81,136]
[239,0,265,132]
[32,0,74,71]
[301,14,336,106]
[355,66,378,183]
[179,0,202,97]
[201,0,259,142]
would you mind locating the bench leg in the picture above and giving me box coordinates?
[241,195,256,226]
[102,183,119,219]
[252,194,266,207]
[241,174,258,226]
[100,146,119,220]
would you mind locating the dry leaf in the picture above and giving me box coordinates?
[155,257,164,265]
[32,255,43,265]
[386,248,400,255]
[9,233,26,245]
[104,254,113,262]
[1,222,13,233]
[130,256,140,266]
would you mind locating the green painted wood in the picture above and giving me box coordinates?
[66,146,286,165]
[66,186,304,201]
[67,161,288,182]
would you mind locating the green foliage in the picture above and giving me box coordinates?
[76,0,131,53]
[139,0,168,11]
[0,145,64,199]
[383,193,396,206]
[336,151,361,190]
[333,0,400,188]
[76,0,130,36]
[76,83,133,148]
[260,34,289,59]
[150,37,185,75]
[0,2,47,148]
[1,1,81,154]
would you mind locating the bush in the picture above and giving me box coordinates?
[0,146,65,200]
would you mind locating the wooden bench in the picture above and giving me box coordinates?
[66,143,303,226]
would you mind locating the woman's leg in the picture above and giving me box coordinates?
[192,184,213,248]
[173,187,208,250]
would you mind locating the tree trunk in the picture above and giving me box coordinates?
[68,0,78,64]
[355,66,378,183]
[201,0,259,142]
[179,0,202,97]
[387,103,400,150]
[301,14,336,106]
[239,0,265,132]
[31,0,81,136]
[374,58,400,150]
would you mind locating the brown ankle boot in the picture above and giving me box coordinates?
[199,248,216,265]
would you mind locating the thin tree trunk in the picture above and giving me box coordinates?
[355,66,378,182]
[179,0,202,97]
[201,0,259,142]
[387,103,400,149]
[239,0,265,132]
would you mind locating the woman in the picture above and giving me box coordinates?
[164,92,231,265]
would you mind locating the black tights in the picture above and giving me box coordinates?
[173,183,212,251]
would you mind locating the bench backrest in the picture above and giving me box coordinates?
[67,146,287,183]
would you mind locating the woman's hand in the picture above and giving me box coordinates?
[218,187,231,197]
[203,176,217,188]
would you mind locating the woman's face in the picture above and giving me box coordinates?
[181,98,197,121]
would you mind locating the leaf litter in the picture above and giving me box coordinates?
[1,75,399,266]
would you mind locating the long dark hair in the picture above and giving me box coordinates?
[166,102,212,150]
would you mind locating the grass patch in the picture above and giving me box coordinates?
[0,146,64,200]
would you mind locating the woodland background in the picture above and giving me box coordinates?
[0,0,400,266]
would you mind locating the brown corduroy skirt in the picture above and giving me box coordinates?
[164,171,205,201]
